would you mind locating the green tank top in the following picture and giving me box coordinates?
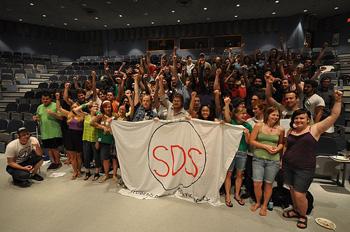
[254,132,280,161]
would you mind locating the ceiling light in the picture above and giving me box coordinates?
[177,19,181,23]
[95,17,99,20]
[104,24,108,28]
[60,5,65,9]
[106,1,112,4]
[151,21,155,25]
[236,4,240,7]
[203,7,208,11]
[19,18,23,22]
[206,17,211,21]
[29,3,34,6]
[275,0,279,3]
[81,3,87,7]
[334,6,339,10]
[63,23,68,26]
[119,14,123,18]
[303,9,308,13]
[42,14,47,18]
[126,23,130,26]
[144,12,149,16]
[234,15,238,18]
[74,18,78,21]
[272,11,276,15]
[171,10,175,13]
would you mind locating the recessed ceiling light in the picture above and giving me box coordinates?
[42,14,47,18]
[144,12,149,16]
[82,3,87,7]
[236,4,240,7]
[151,21,155,25]
[272,11,276,15]
[104,24,108,28]
[106,1,112,4]
[206,17,211,21]
[203,7,208,11]
[60,5,65,9]
[95,17,99,20]
[119,14,123,18]
[275,0,279,3]
[334,6,339,10]
[303,9,308,13]
[171,10,175,13]
[19,18,23,22]
[74,18,78,21]
[126,23,130,26]
[177,19,181,23]
[63,23,68,26]
[234,15,238,18]
[29,3,34,6]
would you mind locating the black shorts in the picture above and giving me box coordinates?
[65,129,83,152]
[100,143,116,160]
[283,166,314,193]
[41,137,62,149]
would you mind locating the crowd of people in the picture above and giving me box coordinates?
[5,44,343,229]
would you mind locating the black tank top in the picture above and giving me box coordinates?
[282,130,318,171]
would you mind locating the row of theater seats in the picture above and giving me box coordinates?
[0,51,52,64]
[0,119,38,153]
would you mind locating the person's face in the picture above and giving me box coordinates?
[142,95,151,109]
[18,131,30,145]
[251,95,259,105]
[254,78,262,87]
[107,92,114,101]
[304,59,312,67]
[118,105,126,116]
[321,79,331,89]
[252,106,263,117]
[71,103,79,111]
[293,113,310,130]
[192,68,198,76]
[194,97,201,108]
[237,103,245,110]
[303,84,313,95]
[98,92,106,101]
[41,96,51,106]
[268,110,280,124]
[235,112,247,122]
[284,92,297,109]
[282,80,289,89]
[77,93,85,102]
[171,76,178,88]
[187,56,192,63]
[89,104,98,114]
[172,96,182,109]
[201,106,210,119]
[103,103,112,115]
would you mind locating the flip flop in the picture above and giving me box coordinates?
[225,200,233,207]
[234,197,245,206]
[283,209,300,219]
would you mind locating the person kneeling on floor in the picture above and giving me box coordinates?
[6,127,44,188]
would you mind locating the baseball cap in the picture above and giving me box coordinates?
[17,127,29,134]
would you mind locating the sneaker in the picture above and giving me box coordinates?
[47,163,57,170]
[13,179,31,188]
[31,174,44,181]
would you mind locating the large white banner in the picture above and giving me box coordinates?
[111,119,243,205]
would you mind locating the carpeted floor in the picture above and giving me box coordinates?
[0,155,349,232]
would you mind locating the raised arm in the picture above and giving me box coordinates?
[223,97,232,123]
[63,82,74,106]
[91,70,97,101]
[265,72,279,107]
[312,90,342,139]
[133,74,140,107]
[55,92,69,117]
[188,91,197,117]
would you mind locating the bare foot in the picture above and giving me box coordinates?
[259,207,267,216]
[99,175,110,183]
[71,173,78,180]
[250,203,261,212]
[112,175,118,182]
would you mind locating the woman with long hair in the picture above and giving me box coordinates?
[249,106,285,216]
[281,91,342,229]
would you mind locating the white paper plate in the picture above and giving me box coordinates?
[315,218,336,231]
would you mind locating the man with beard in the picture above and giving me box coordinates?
[302,79,325,123]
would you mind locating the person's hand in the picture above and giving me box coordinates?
[264,71,274,84]
[32,142,40,151]
[334,90,343,102]
[243,128,250,136]
[55,92,60,100]
[64,82,70,89]
[191,91,197,98]
[216,68,222,76]
[91,70,96,77]
[224,97,231,105]
[23,165,33,172]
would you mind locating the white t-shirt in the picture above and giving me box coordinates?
[304,93,325,119]
[5,137,40,163]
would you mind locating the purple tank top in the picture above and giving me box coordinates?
[68,118,83,131]
[282,132,318,171]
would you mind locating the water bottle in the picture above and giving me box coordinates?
[268,201,274,211]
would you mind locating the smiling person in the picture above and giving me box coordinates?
[281,90,343,229]
[6,127,44,188]
[249,106,285,216]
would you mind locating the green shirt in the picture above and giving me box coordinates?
[36,102,62,140]
[96,112,114,145]
[231,119,252,152]
[82,115,97,142]
[254,132,280,161]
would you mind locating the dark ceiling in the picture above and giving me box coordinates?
[0,0,349,30]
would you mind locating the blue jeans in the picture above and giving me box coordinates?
[252,157,280,183]
[228,151,248,172]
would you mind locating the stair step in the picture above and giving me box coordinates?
[0,99,16,103]
[1,92,25,98]
[16,84,39,89]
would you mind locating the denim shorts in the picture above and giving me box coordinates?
[228,151,248,172]
[252,157,280,183]
[283,166,314,193]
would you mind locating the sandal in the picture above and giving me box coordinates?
[92,173,100,181]
[282,209,300,219]
[99,175,110,183]
[297,216,308,229]
[225,200,233,207]
[84,172,92,181]
[234,196,245,206]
